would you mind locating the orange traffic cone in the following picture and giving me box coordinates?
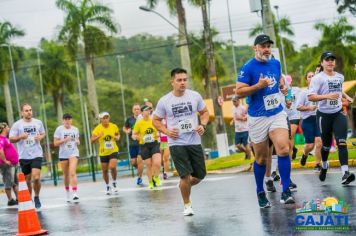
[16,173,48,236]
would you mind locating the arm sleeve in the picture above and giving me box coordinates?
[307,77,319,96]
[237,63,251,85]
[196,93,206,112]
[124,118,130,128]
[133,121,140,134]
[9,123,19,138]
[92,126,99,136]
[154,98,166,118]
[296,91,306,108]
[38,121,45,134]
[53,127,61,139]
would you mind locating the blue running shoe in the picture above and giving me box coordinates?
[257,192,271,208]
[137,177,143,185]
[34,196,41,210]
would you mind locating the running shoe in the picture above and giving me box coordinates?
[137,177,143,185]
[257,192,271,208]
[319,167,328,182]
[271,171,280,181]
[112,185,119,194]
[313,164,321,172]
[149,181,154,190]
[34,196,41,210]
[300,154,308,166]
[341,171,355,185]
[183,203,194,216]
[7,199,17,206]
[265,180,276,192]
[292,147,298,160]
[153,176,161,187]
[72,193,79,202]
[66,191,71,202]
[289,179,297,192]
[280,188,295,204]
[105,186,111,195]
[163,172,168,180]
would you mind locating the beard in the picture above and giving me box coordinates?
[258,51,271,62]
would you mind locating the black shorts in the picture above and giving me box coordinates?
[289,119,300,126]
[100,153,119,163]
[140,142,160,160]
[169,145,206,180]
[59,156,79,162]
[19,157,42,175]
[129,145,140,159]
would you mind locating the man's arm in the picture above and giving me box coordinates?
[308,93,339,102]
[196,107,209,136]
[152,115,179,140]
[0,149,10,165]
[236,74,271,98]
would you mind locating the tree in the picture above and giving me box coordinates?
[335,0,356,15]
[56,0,118,123]
[34,40,76,123]
[0,21,25,125]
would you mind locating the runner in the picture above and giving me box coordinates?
[153,67,209,216]
[308,51,355,185]
[91,112,120,194]
[53,113,80,202]
[230,95,251,159]
[123,104,144,185]
[9,103,46,210]
[0,122,19,206]
[236,34,295,208]
[160,119,171,179]
[133,105,161,189]
[297,71,322,171]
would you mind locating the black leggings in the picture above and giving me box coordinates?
[317,110,348,166]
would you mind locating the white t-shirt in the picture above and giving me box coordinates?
[54,125,80,159]
[308,71,343,114]
[9,118,45,160]
[232,105,249,132]
[296,89,317,120]
[154,89,206,146]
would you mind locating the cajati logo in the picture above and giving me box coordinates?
[295,197,351,231]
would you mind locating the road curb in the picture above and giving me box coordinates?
[292,159,356,169]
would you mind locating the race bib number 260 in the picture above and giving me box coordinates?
[263,94,281,110]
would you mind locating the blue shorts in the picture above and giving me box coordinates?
[235,131,249,146]
[301,115,320,144]
[129,145,140,159]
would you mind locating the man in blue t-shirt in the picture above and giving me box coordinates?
[236,34,295,208]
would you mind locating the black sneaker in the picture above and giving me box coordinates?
[271,171,280,181]
[300,154,308,166]
[292,147,298,160]
[257,192,271,208]
[341,171,355,185]
[7,199,17,206]
[34,196,41,210]
[265,180,276,192]
[319,167,328,182]
[280,188,295,204]
[313,164,321,172]
[289,179,297,192]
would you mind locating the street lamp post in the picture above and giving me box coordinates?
[274,5,288,75]
[226,0,237,77]
[1,43,21,119]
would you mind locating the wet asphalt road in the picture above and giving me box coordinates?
[0,168,355,236]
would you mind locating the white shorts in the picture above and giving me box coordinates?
[248,111,289,144]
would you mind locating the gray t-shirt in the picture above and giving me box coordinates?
[308,72,343,114]
[296,89,317,120]
[54,125,80,159]
[154,89,206,146]
[282,86,302,120]
[9,118,45,160]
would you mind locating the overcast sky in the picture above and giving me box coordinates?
[0,0,355,49]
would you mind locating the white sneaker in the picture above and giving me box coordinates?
[105,186,111,195]
[72,193,79,202]
[183,204,194,216]
[66,191,71,202]
[112,185,119,194]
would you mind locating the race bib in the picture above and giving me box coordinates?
[143,134,154,143]
[104,141,114,149]
[178,119,194,134]
[327,99,340,108]
[263,94,281,110]
[65,142,74,151]
[24,137,35,148]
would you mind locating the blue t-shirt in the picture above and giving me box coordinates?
[237,58,283,117]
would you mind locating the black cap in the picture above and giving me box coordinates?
[254,34,274,46]
[141,105,152,112]
[320,51,336,62]
[63,113,72,119]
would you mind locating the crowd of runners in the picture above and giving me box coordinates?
[0,34,355,216]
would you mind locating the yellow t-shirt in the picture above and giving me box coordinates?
[92,123,119,156]
[133,118,158,145]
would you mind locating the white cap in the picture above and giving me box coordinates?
[99,112,110,119]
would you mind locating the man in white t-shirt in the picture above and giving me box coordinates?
[9,103,45,210]
[153,68,209,216]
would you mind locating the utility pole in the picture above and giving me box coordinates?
[261,0,276,42]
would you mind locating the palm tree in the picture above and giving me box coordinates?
[34,40,76,123]
[0,21,25,125]
[56,0,118,123]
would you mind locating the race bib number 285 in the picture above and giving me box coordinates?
[263,94,281,110]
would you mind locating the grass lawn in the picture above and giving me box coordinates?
[205,138,356,171]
